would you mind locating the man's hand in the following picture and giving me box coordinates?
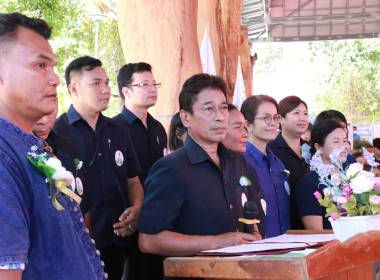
[139,230,262,257]
[210,231,261,250]
[113,204,141,237]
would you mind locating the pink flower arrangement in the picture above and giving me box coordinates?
[312,147,380,219]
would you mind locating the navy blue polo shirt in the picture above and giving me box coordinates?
[295,171,332,229]
[343,154,357,168]
[53,105,141,248]
[268,134,310,230]
[139,136,266,238]
[243,142,290,237]
[113,107,167,185]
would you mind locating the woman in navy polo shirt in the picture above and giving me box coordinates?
[240,95,290,237]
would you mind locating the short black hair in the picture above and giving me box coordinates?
[227,104,238,111]
[241,95,278,124]
[306,123,313,132]
[65,56,102,91]
[314,110,348,127]
[0,13,52,54]
[373,138,380,149]
[117,62,152,101]
[310,119,345,155]
[169,112,186,151]
[352,151,363,159]
[179,73,227,114]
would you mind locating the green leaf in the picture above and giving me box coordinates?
[74,158,80,169]
[358,205,367,215]
[27,156,56,180]
[360,193,370,205]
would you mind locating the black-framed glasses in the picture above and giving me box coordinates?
[129,83,161,89]
[254,114,281,124]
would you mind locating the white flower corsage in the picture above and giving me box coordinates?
[239,176,251,186]
[27,146,81,210]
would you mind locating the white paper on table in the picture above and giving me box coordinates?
[202,234,336,254]
[253,234,336,244]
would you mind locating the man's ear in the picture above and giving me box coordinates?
[180,109,191,128]
[122,86,130,99]
[68,83,78,97]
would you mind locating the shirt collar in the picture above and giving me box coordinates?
[275,133,308,148]
[121,107,158,127]
[246,141,265,162]
[120,107,138,125]
[274,134,289,148]
[183,135,231,165]
[0,117,42,145]
[66,105,82,125]
[66,105,114,128]
[246,141,276,162]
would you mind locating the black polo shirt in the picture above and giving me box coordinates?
[139,136,266,238]
[268,134,309,230]
[113,107,167,185]
[295,171,332,229]
[53,105,141,249]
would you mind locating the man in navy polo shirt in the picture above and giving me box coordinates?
[53,56,144,280]
[139,74,266,262]
[114,62,167,185]
[113,63,168,279]
[0,13,104,279]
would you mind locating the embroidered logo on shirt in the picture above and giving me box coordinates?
[241,193,248,207]
[261,199,267,215]
[76,177,83,195]
[115,150,124,166]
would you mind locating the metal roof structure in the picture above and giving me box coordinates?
[241,0,380,42]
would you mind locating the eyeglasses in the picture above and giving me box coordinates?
[129,83,161,89]
[254,114,281,124]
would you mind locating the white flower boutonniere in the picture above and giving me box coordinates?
[74,158,83,171]
[74,158,83,176]
[301,143,311,164]
[281,169,290,177]
[27,146,81,210]
[239,176,251,186]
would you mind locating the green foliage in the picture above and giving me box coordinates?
[251,42,284,73]
[308,39,380,117]
[353,139,372,152]
[27,155,56,180]
[0,0,124,117]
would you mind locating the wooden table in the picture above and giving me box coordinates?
[164,230,380,279]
